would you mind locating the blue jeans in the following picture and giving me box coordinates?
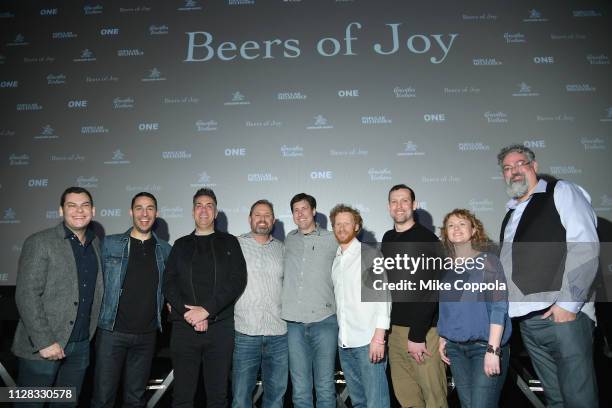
[231,332,288,408]
[445,341,509,408]
[17,339,90,408]
[338,345,390,408]
[287,314,338,408]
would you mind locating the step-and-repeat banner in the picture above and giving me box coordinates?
[1,1,611,284]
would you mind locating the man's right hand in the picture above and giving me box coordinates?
[39,343,65,360]
[407,340,432,364]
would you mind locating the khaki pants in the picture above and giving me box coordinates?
[388,325,448,408]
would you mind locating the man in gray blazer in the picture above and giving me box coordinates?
[12,186,104,407]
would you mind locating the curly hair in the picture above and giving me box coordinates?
[329,204,363,234]
[440,208,491,256]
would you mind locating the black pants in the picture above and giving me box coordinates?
[170,319,234,408]
[91,329,157,408]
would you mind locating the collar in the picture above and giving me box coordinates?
[505,178,546,210]
[241,231,275,245]
[290,223,323,237]
[63,223,94,245]
[123,227,158,244]
[337,237,359,256]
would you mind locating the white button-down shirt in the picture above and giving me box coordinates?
[332,238,391,348]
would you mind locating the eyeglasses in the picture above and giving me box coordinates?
[502,160,531,173]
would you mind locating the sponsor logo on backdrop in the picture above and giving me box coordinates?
[536,113,574,122]
[141,68,166,82]
[566,84,596,92]
[104,149,130,165]
[35,125,59,140]
[394,87,416,98]
[551,33,586,40]
[462,13,498,21]
[512,82,539,96]
[46,210,61,219]
[281,145,304,157]
[160,207,184,219]
[549,165,582,175]
[67,100,88,109]
[16,103,43,111]
[248,173,279,182]
[469,199,494,212]
[523,9,548,22]
[27,179,48,188]
[163,96,199,104]
[581,138,605,151]
[0,11,15,18]
[397,141,425,156]
[310,171,333,180]
[595,195,612,212]
[368,168,392,181]
[601,107,612,122]
[533,56,554,64]
[52,32,78,39]
[190,172,217,188]
[228,0,255,5]
[587,54,609,65]
[473,57,502,66]
[24,56,55,63]
[504,33,526,43]
[524,140,546,149]
[40,8,58,16]
[81,125,109,134]
[423,113,445,122]
[362,116,392,125]
[0,208,20,224]
[77,176,98,188]
[0,129,15,137]
[573,10,602,17]
[100,209,122,217]
[74,49,96,62]
[0,80,18,88]
[162,151,192,159]
[178,0,203,11]
[422,175,461,183]
[47,74,66,85]
[117,49,144,57]
[338,89,359,98]
[86,75,118,83]
[138,123,159,132]
[84,5,103,15]
[330,147,368,157]
[458,143,490,151]
[7,34,29,46]
[306,115,333,130]
[113,97,135,109]
[196,120,218,131]
[149,25,168,35]
[224,92,251,106]
[126,184,161,192]
[121,5,151,13]
[50,154,85,162]
[277,92,307,101]
[225,148,246,156]
[484,111,508,123]
[100,28,119,36]
[246,119,282,128]
[444,86,480,94]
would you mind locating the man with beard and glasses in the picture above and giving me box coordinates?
[498,144,600,407]
[92,192,171,408]
[330,204,391,408]
[232,200,288,408]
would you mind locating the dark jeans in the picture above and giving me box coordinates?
[170,319,234,408]
[91,329,157,408]
[519,311,598,408]
[446,341,509,408]
[16,339,90,408]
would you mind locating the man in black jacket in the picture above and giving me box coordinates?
[163,188,247,408]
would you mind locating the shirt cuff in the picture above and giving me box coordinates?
[556,301,583,314]
[376,315,391,330]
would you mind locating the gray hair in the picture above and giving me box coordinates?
[497,144,536,167]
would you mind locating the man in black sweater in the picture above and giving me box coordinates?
[382,184,447,408]
[163,188,247,408]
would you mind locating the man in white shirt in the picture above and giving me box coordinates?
[330,204,391,408]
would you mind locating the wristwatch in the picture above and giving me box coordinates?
[486,344,502,357]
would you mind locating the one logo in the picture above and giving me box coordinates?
[566,84,596,92]
[178,0,203,11]
[117,49,144,57]
[104,149,130,165]
[0,80,18,88]
[0,208,20,224]
[47,74,66,85]
[473,57,502,66]
[190,172,217,188]
[586,54,609,65]
[310,171,333,180]
[7,33,29,46]
[512,82,539,96]
[100,28,119,36]
[35,125,59,140]
[149,25,169,35]
[397,142,425,157]
[67,100,88,109]
[533,56,554,64]
[368,168,392,182]
[8,154,30,166]
[141,68,166,82]
[73,49,96,62]
[138,123,159,131]
[27,179,48,188]
[504,33,526,43]
[277,92,307,101]
[394,87,416,98]
[523,140,546,149]
[83,5,103,15]
[99,208,122,217]
[281,145,304,157]
[224,148,246,156]
[523,9,548,22]
[483,111,508,123]
[423,113,446,122]
[306,115,333,130]
[338,89,359,98]
[113,97,135,109]
[224,91,251,106]
[196,120,218,131]
[76,176,99,188]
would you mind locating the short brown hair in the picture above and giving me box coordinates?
[440,208,490,256]
[329,204,363,234]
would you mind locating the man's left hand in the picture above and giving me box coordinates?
[542,304,576,323]
[184,305,209,326]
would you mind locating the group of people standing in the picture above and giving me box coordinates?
[12,143,600,408]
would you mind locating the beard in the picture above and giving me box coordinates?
[253,224,272,235]
[335,230,357,245]
[505,176,529,198]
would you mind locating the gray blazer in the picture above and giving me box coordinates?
[12,222,104,360]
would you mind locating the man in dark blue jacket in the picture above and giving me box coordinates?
[92,192,171,408]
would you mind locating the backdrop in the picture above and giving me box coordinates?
[1,0,611,285]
